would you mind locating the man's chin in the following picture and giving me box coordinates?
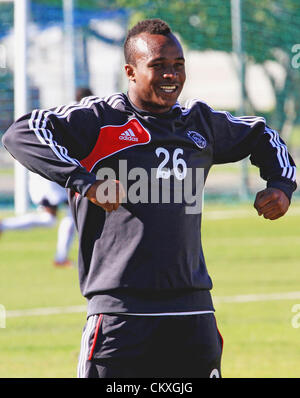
[153,97,178,112]
[138,96,178,114]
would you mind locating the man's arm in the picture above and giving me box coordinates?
[2,103,125,212]
[250,127,296,219]
[203,104,297,218]
[2,103,103,197]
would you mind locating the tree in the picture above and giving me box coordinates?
[242,0,300,142]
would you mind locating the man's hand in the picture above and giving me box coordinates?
[254,188,290,220]
[85,179,125,212]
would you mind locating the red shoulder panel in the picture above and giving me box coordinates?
[80,118,151,172]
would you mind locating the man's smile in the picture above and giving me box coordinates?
[159,84,178,93]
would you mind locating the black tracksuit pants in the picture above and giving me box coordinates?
[77,312,223,378]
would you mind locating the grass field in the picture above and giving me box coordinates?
[0,201,300,378]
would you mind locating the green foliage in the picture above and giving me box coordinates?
[243,0,300,62]
[114,0,232,50]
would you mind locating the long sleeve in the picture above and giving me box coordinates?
[249,126,297,200]
[202,104,297,201]
[2,97,103,196]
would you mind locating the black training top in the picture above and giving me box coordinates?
[2,93,297,316]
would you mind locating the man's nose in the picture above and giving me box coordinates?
[162,68,177,79]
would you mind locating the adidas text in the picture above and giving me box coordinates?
[119,129,138,142]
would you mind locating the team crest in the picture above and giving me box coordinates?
[187,131,207,149]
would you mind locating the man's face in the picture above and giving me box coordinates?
[125,32,186,113]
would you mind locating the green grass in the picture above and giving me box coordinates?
[1,314,85,378]
[1,202,300,378]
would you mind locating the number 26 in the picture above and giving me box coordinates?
[155,147,187,181]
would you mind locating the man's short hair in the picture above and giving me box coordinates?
[124,19,172,65]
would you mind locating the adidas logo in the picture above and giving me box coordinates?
[119,129,139,142]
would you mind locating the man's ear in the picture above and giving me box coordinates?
[124,64,136,82]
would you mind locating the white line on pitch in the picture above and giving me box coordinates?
[213,291,300,303]
[4,291,300,318]
[6,305,87,318]
[204,207,300,220]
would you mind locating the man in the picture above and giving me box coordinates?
[2,19,296,378]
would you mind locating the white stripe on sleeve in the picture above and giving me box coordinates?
[264,127,296,181]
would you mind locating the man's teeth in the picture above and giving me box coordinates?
[160,85,176,92]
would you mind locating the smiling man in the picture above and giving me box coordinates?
[124,21,186,113]
[2,19,297,378]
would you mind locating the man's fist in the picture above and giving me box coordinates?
[85,179,125,212]
[254,188,290,220]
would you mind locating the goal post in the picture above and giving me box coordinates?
[10,0,76,214]
[231,0,249,200]
[13,0,29,215]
